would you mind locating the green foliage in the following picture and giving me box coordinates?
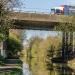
[0,33,5,41]
[47,46,54,58]
[0,0,11,32]
[0,0,12,42]
[0,0,21,41]
[46,45,55,70]
[55,16,75,32]
[0,55,5,65]
[0,55,5,61]
[7,36,23,58]
[25,36,61,75]
[0,68,22,75]
[27,36,43,70]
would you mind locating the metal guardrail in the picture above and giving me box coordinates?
[11,7,51,14]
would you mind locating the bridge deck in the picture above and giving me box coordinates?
[9,12,73,30]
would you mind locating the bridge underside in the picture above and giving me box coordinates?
[13,20,59,30]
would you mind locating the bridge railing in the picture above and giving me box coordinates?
[11,7,51,14]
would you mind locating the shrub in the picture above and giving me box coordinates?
[7,37,23,58]
[0,55,5,65]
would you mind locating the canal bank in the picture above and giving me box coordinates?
[0,59,23,75]
[68,58,75,70]
[0,64,22,75]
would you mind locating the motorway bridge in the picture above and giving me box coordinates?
[9,12,72,30]
[2,12,75,62]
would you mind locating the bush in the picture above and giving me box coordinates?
[7,37,23,58]
[0,55,5,65]
[0,33,5,42]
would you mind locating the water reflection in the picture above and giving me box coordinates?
[47,63,75,75]
[23,63,32,75]
[22,62,75,75]
[0,68,22,75]
[22,30,75,75]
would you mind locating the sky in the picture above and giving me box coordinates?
[22,30,62,45]
[25,30,61,39]
[19,0,75,13]
[18,0,75,41]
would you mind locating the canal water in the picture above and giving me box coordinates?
[1,30,74,75]
[22,63,75,75]
[23,63,32,75]
[0,63,74,75]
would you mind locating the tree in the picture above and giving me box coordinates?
[0,0,21,40]
[7,36,23,58]
[55,16,75,61]
[0,34,5,41]
[0,0,22,58]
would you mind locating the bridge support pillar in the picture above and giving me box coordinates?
[62,31,73,62]
[3,30,9,58]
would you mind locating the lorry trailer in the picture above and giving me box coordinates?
[51,5,75,15]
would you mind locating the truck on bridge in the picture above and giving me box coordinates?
[51,5,75,15]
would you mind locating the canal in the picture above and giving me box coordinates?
[1,30,74,75]
[0,62,74,75]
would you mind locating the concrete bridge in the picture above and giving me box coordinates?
[9,12,72,30]
[2,12,74,62]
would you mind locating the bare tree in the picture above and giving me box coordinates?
[0,0,21,40]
